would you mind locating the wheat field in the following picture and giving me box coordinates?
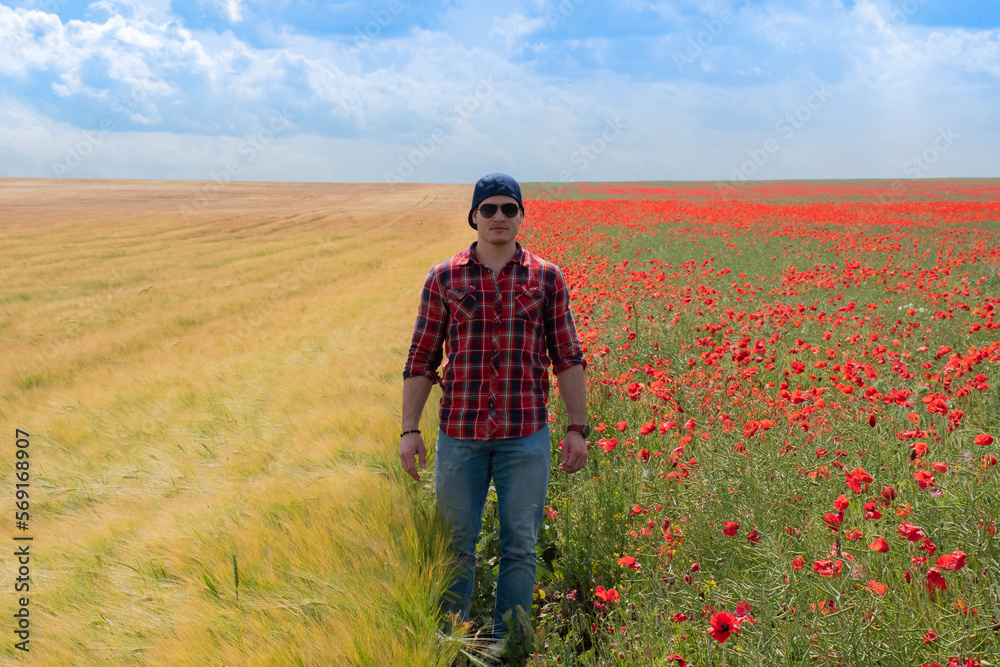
[0,178,473,666]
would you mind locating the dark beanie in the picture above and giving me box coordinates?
[468,173,524,229]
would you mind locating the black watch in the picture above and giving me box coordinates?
[567,423,590,438]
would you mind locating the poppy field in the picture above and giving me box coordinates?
[465,181,1000,666]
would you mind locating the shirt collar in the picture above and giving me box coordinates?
[460,242,525,267]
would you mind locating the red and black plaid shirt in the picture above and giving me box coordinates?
[404,242,585,441]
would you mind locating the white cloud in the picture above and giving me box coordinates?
[221,0,242,23]
[0,0,997,182]
[489,12,548,48]
[0,6,67,77]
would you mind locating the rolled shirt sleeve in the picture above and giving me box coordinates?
[403,269,447,384]
[545,266,586,374]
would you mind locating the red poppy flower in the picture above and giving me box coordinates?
[708,611,740,643]
[925,395,949,415]
[667,654,687,667]
[598,437,618,452]
[813,559,843,577]
[672,612,688,623]
[865,580,887,595]
[595,586,619,602]
[792,556,805,570]
[936,551,967,571]
[845,467,873,494]
[913,470,936,490]
[722,521,740,536]
[869,536,889,552]
[834,495,850,511]
[898,522,925,542]
[823,512,843,531]
[926,567,948,591]
[618,555,641,570]
[864,502,882,520]
[921,630,937,644]
[919,538,937,556]
[615,421,628,432]
[975,433,994,446]
[747,529,760,544]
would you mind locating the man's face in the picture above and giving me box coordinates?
[473,194,522,247]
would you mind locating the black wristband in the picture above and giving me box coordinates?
[401,429,421,438]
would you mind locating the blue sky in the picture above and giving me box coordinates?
[1,0,997,184]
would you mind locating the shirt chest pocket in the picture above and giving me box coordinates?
[446,285,477,323]
[514,284,545,319]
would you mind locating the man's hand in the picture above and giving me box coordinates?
[400,432,426,481]
[559,430,588,474]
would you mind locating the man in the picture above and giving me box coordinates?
[400,173,588,642]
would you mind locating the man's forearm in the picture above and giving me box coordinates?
[402,375,434,431]
[555,363,587,425]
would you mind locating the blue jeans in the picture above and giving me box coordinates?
[435,425,551,638]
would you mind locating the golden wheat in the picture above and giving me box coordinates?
[0,178,474,666]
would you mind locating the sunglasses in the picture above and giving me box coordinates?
[477,203,521,219]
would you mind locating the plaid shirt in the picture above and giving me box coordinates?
[404,242,585,441]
